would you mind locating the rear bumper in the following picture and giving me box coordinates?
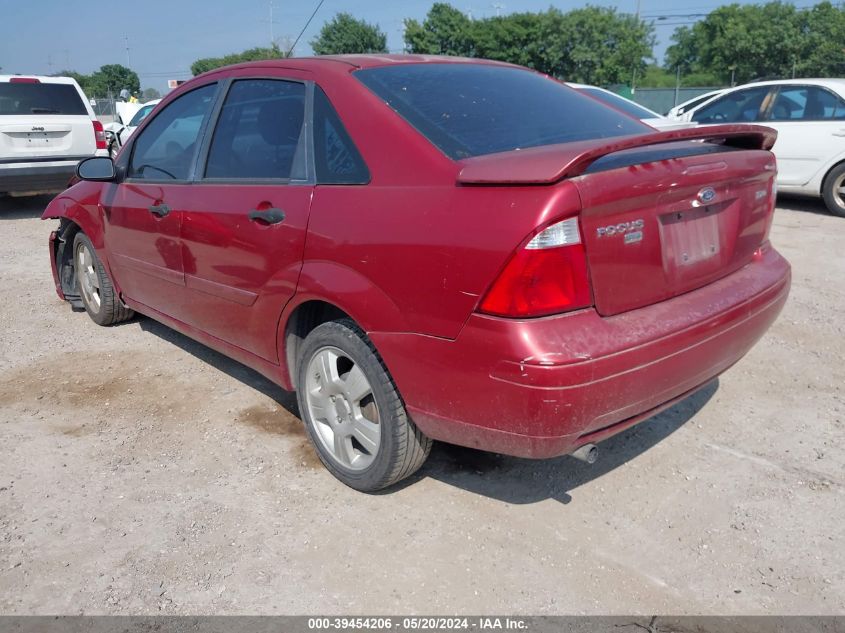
[371,245,790,458]
[0,160,83,194]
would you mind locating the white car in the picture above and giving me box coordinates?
[682,78,845,216]
[667,89,727,121]
[569,84,697,131]
[0,75,106,196]
[104,99,161,157]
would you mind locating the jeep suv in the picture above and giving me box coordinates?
[1,75,106,196]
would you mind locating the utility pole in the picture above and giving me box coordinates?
[262,1,280,47]
[124,35,131,67]
[674,65,681,106]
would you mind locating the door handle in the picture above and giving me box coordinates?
[833,130,845,137]
[148,203,170,217]
[248,207,286,225]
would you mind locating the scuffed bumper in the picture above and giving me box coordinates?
[372,245,790,458]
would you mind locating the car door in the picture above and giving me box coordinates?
[761,85,845,186]
[177,77,313,362]
[101,83,218,319]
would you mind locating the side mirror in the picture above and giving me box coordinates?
[77,156,116,181]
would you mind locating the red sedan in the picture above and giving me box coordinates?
[43,55,790,491]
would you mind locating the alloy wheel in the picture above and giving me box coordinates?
[304,346,381,471]
[76,242,101,312]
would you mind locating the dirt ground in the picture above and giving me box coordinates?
[0,193,842,615]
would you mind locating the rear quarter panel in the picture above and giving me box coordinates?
[304,181,584,339]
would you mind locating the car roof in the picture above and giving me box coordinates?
[0,74,80,85]
[725,78,845,90]
[202,54,517,76]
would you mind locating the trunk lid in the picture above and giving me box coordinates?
[574,145,776,315]
[456,124,778,317]
[0,118,94,161]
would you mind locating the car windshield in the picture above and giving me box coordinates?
[128,103,156,127]
[0,82,87,115]
[355,64,649,160]
[577,87,659,120]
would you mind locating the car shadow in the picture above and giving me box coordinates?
[399,380,718,504]
[0,194,54,220]
[138,314,717,504]
[137,317,300,417]
[776,194,832,217]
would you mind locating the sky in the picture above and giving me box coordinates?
[0,0,773,92]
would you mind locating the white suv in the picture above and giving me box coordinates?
[0,75,107,196]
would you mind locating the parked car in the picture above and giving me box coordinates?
[42,56,790,491]
[569,83,696,131]
[0,75,106,196]
[667,89,727,120]
[680,79,845,216]
[104,99,161,157]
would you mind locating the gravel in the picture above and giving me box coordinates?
[0,193,842,614]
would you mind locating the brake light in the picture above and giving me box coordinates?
[92,120,107,150]
[479,217,592,318]
[10,77,40,83]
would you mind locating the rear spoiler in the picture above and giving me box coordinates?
[456,124,777,185]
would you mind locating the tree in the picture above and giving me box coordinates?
[141,87,161,101]
[795,2,845,77]
[53,70,93,95]
[87,64,140,98]
[191,44,286,76]
[471,11,545,69]
[311,13,387,55]
[404,3,474,56]
[540,7,654,84]
[664,2,845,84]
[403,4,653,85]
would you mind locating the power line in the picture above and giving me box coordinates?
[286,0,325,57]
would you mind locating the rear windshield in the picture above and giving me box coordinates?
[577,87,658,120]
[355,64,649,159]
[0,82,87,116]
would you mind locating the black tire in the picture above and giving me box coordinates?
[822,163,845,218]
[72,232,134,326]
[295,319,432,492]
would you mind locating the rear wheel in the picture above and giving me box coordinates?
[73,232,134,326]
[822,163,845,218]
[295,319,431,492]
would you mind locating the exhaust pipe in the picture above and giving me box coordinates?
[571,443,598,464]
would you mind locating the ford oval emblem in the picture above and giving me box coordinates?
[698,187,717,204]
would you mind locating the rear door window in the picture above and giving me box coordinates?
[204,79,306,180]
[356,64,649,160]
[128,83,216,181]
[768,86,845,121]
[0,82,87,115]
[314,86,369,184]
[692,87,771,124]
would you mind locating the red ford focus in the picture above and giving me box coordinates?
[43,55,790,491]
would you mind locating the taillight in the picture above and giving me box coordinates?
[92,120,107,150]
[764,177,777,241]
[10,77,40,83]
[479,217,592,318]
